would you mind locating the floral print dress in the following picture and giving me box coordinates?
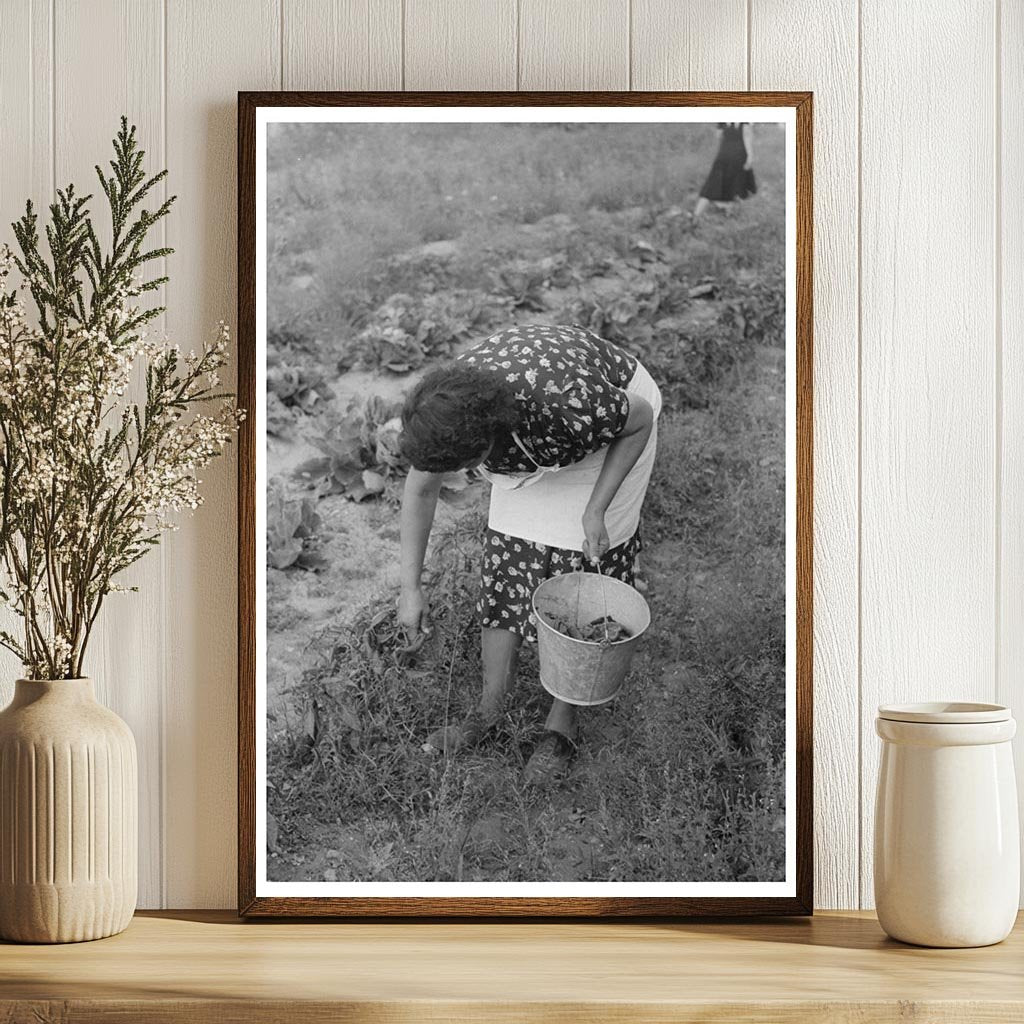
[456,324,645,640]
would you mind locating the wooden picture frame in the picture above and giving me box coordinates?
[238,91,813,917]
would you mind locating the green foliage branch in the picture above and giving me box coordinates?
[0,118,241,679]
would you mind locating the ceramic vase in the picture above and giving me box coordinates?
[874,701,1019,948]
[0,678,137,943]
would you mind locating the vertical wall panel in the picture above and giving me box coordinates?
[860,0,998,908]
[631,0,746,90]
[52,0,166,910]
[0,2,28,701]
[283,0,402,90]
[0,0,53,699]
[519,0,629,90]
[164,0,280,908]
[404,0,516,90]
[1000,0,1024,900]
[750,0,860,911]
[0,0,51,220]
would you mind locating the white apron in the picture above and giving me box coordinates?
[479,360,663,551]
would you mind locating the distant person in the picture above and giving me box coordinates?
[397,325,662,785]
[693,122,756,219]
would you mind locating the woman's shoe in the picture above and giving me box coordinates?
[423,708,496,754]
[520,731,577,786]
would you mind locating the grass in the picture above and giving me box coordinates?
[268,121,785,334]
[265,122,788,884]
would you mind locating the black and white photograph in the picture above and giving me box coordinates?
[247,100,805,909]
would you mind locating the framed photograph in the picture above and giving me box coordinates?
[238,91,812,917]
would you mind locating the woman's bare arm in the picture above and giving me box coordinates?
[742,124,754,169]
[582,395,654,560]
[398,468,445,632]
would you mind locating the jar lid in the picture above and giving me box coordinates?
[877,701,1011,724]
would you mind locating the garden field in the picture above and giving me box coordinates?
[265,121,788,883]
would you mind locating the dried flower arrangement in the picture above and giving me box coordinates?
[0,119,241,679]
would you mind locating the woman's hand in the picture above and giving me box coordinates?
[582,509,610,564]
[398,587,431,637]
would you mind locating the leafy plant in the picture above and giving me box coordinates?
[293,394,482,508]
[731,273,786,348]
[638,313,751,410]
[267,479,324,571]
[0,118,240,679]
[351,291,484,374]
[293,396,402,501]
[267,355,333,414]
[487,254,574,311]
[265,351,333,439]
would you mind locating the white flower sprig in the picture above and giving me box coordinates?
[0,119,241,679]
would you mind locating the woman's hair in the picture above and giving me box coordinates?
[400,362,518,473]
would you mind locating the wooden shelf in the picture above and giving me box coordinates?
[2,910,1022,1022]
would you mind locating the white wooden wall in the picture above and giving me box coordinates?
[0,0,1018,911]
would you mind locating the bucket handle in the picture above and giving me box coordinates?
[572,555,612,647]
[558,556,615,706]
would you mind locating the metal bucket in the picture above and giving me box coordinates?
[532,571,651,706]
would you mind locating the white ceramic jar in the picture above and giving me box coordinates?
[874,702,1019,947]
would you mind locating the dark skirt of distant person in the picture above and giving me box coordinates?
[695,123,757,216]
